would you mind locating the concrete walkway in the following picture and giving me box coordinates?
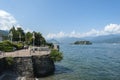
[0,47,51,58]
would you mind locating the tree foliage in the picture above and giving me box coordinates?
[74,40,92,45]
[50,50,63,62]
[25,32,32,45]
[33,32,46,46]
[9,26,46,46]
[9,26,25,41]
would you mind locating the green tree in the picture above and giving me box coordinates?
[17,27,25,41]
[9,26,25,42]
[9,27,46,46]
[32,32,46,46]
[9,26,18,41]
[25,32,32,45]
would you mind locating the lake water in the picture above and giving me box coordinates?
[38,43,120,80]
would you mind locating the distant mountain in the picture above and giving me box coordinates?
[91,34,120,43]
[0,30,9,36]
[54,34,120,44]
[47,39,60,44]
[0,30,9,40]
[56,37,80,44]
[55,37,91,44]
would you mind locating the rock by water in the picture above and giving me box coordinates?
[32,55,55,77]
[0,55,55,79]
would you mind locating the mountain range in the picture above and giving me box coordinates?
[0,30,8,36]
[48,34,120,44]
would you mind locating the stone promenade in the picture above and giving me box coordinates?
[0,47,51,58]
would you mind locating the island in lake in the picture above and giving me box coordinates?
[74,40,92,45]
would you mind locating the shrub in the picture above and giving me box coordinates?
[50,50,63,62]
[0,41,14,52]
[15,42,24,50]
[0,43,4,50]
[0,41,24,52]
[4,46,13,52]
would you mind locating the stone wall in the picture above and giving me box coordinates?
[0,55,55,78]
[0,58,5,75]
[32,55,55,77]
[14,57,34,77]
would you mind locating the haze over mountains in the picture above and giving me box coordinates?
[0,30,120,44]
[48,34,120,44]
[0,30,8,36]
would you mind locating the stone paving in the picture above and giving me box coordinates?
[0,47,51,58]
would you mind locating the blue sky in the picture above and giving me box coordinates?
[0,0,120,39]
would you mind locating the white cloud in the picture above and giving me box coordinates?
[46,24,120,39]
[0,10,32,32]
[104,24,120,34]
[0,10,17,30]
[47,31,66,39]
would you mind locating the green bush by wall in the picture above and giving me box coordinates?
[0,41,24,52]
[50,50,63,62]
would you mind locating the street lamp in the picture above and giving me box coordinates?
[32,32,35,53]
[9,31,13,42]
[19,33,21,42]
[32,32,35,46]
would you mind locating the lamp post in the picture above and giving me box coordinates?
[19,33,21,42]
[32,32,35,53]
[9,31,13,42]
